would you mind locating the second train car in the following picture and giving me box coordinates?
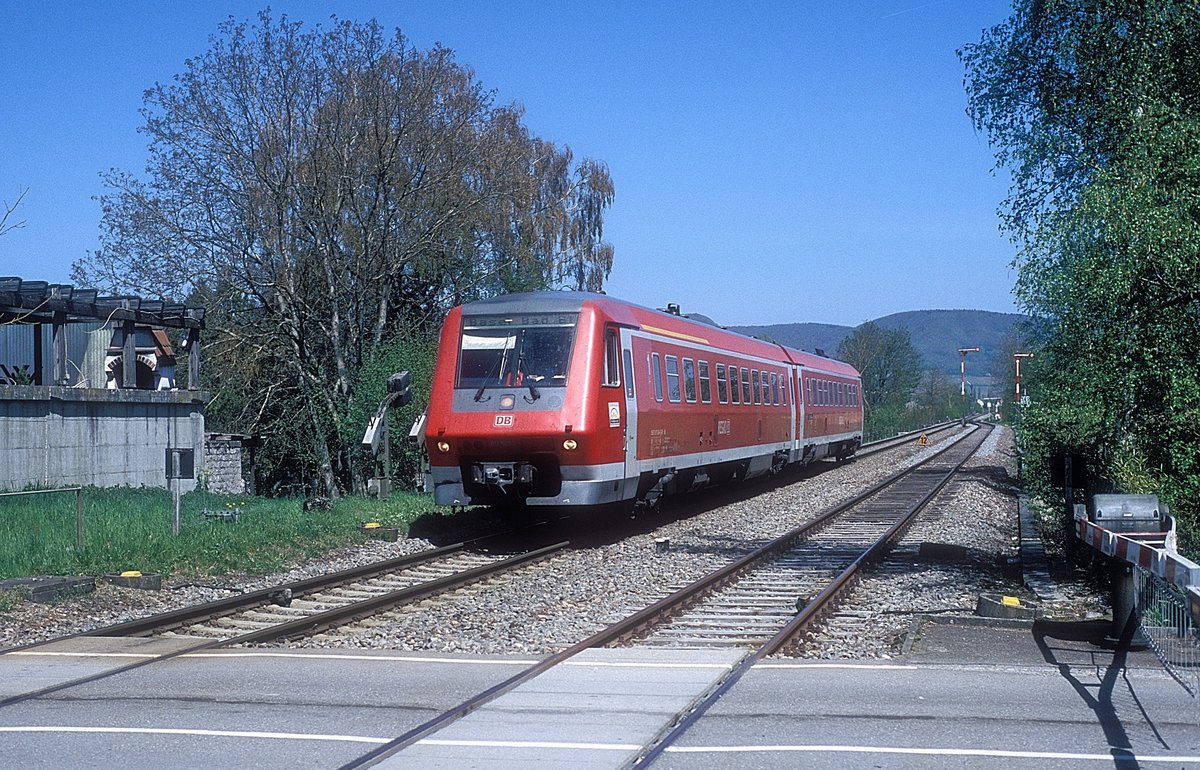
[422,291,863,511]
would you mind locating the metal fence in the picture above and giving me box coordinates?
[1135,566,1199,697]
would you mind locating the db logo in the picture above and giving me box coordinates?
[494,415,515,427]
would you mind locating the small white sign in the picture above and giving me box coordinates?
[608,402,621,427]
[494,414,514,427]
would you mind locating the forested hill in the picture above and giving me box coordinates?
[729,309,1026,376]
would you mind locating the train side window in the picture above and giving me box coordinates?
[699,361,711,403]
[806,378,813,405]
[741,367,752,404]
[651,353,663,402]
[716,363,728,404]
[764,371,773,405]
[730,366,740,404]
[768,373,777,405]
[840,382,846,406]
[781,373,788,407]
[751,370,760,405]
[666,355,681,403]
[603,329,620,387]
[683,358,697,403]
[623,349,635,399]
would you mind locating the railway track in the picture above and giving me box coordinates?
[341,421,992,767]
[0,539,566,709]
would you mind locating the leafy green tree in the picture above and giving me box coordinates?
[838,322,923,438]
[962,0,1200,551]
[75,11,614,496]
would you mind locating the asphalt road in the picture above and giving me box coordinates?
[0,619,1196,769]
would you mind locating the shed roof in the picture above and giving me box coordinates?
[0,276,205,329]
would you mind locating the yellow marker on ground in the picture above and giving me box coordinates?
[1001,595,1021,607]
[363,522,381,529]
[120,570,142,578]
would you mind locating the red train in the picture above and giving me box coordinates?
[422,292,862,511]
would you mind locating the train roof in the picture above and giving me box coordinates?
[457,291,860,378]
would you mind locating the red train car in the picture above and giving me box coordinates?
[422,292,862,510]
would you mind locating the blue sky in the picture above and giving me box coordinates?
[0,1,1017,327]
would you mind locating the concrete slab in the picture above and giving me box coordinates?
[0,635,211,699]
[379,646,747,769]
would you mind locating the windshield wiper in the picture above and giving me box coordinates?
[525,382,540,402]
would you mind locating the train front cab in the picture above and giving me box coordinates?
[425,296,632,509]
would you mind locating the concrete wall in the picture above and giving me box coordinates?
[0,385,208,492]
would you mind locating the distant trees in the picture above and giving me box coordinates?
[75,12,615,495]
[837,322,924,435]
[962,0,1200,550]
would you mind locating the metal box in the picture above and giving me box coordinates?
[1090,493,1164,533]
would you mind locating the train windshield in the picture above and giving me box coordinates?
[457,313,578,391]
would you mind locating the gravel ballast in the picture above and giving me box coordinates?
[1,425,1103,658]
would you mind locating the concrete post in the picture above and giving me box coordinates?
[1105,561,1149,649]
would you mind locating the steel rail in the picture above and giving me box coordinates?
[0,541,568,710]
[631,422,992,767]
[228,541,567,645]
[339,423,985,769]
[0,542,466,655]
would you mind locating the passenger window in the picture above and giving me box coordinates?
[683,358,697,403]
[699,361,711,403]
[666,355,681,403]
[603,328,620,387]
[651,353,663,402]
[763,371,771,405]
[716,364,728,404]
[782,374,788,406]
[730,366,740,404]
[751,370,760,405]
[623,349,635,399]
[741,367,751,404]
[769,373,778,406]
[807,378,813,405]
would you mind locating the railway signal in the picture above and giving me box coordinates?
[1013,352,1033,404]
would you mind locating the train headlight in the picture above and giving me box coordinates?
[436,441,451,453]
[562,439,578,451]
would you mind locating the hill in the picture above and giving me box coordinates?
[729,309,1026,377]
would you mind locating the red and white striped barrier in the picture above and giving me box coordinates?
[1075,511,1200,586]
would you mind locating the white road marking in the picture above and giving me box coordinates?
[664,744,1200,763]
[0,725,387,744]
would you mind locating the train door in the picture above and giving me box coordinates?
[619,328,638,479]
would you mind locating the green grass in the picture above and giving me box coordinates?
[0,487,439,580]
